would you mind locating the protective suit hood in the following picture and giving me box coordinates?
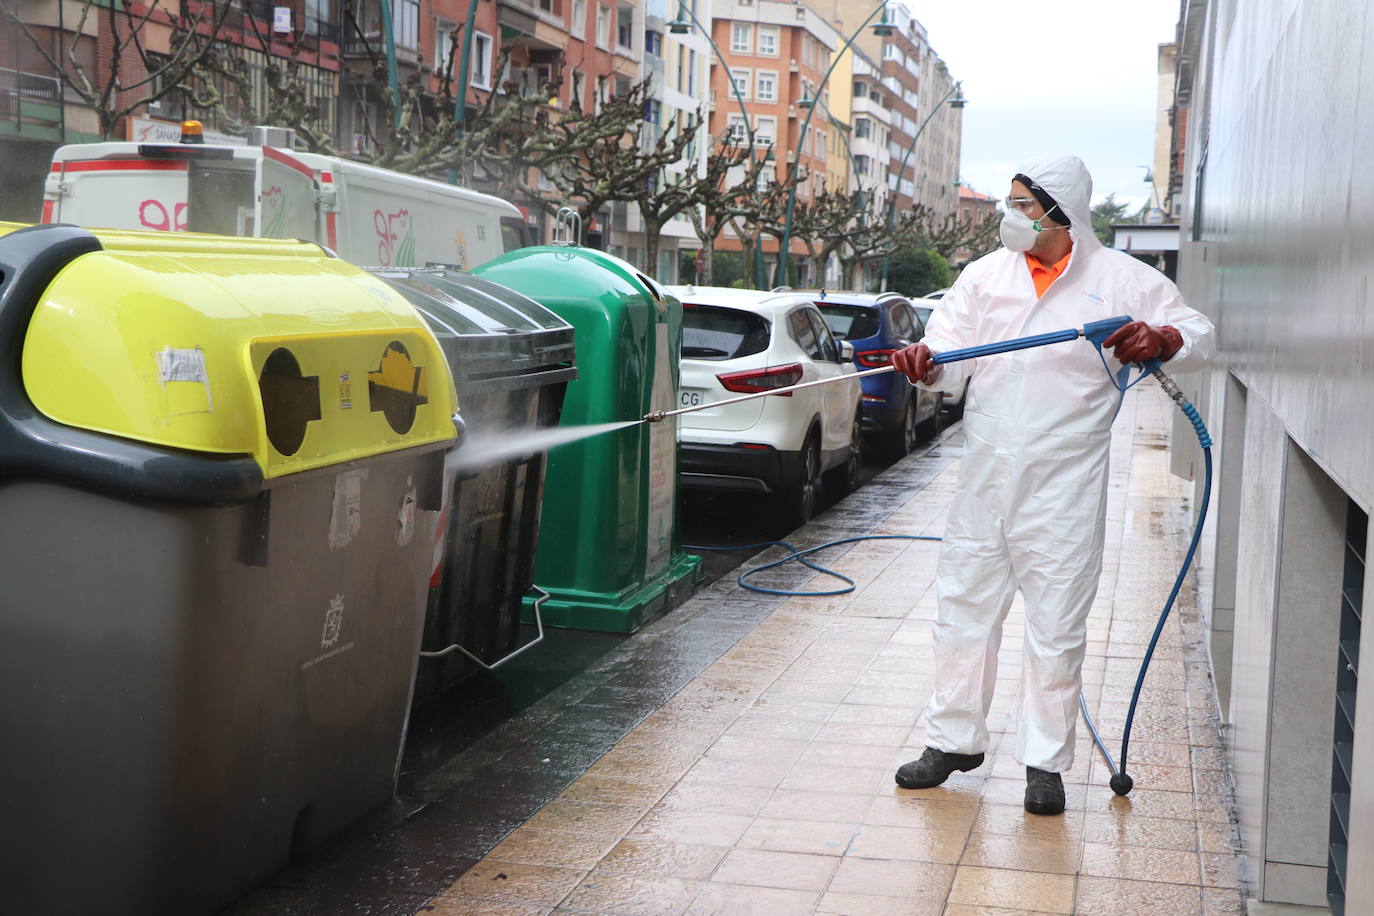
[1014,154,1100,253]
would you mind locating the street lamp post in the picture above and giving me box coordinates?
[452,0,483,136]
[877,79,965,291]
[668,1,774,288]
[377,0,402,125]
[775,1,894,288]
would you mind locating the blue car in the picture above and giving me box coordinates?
[810,291,943,458]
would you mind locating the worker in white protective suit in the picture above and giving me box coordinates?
[890,154,1214,815]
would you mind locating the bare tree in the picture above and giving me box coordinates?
[1,0,237,139]
[731,174,802,288]
[906,204,1001,263]
[791,190,868,288]
[622,123,761,277]
[684,134,773,286]
[835,210,926,290]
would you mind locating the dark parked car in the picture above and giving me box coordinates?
[807,291,943,458]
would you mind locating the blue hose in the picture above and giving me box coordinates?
[683,535,941,597]
[1085,375,1213,795]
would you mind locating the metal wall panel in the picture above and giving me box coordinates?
[1228,391,1287,894]
[1179,0,1374,903]
[1183,0,1374,509]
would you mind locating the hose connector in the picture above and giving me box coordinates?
[1152,368,1213,448]
[643,410,667,423]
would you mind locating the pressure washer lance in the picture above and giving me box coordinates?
[645,318,1116,423]
[650,314,1215,798]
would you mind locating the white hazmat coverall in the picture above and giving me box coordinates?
[917,154,1215,772]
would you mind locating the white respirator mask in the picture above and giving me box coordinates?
[999,208,1067,252]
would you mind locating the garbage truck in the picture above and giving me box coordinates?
[41,122,529,269]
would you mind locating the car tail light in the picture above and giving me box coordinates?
[716,363,803,396]
[855,348,895,368]
[737,443,773,450]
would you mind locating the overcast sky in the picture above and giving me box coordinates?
[910,0,1179,209]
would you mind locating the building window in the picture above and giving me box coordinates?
[729,68,751,101]
[853,79,865,98]
[470,32,493,88]
[726,114,748,144]
[854,154,870,176]
[758,25,778,56]
[571,0,586,35]
[596,5,610,48]
[688,49,697,95]
[616,4,634,50]
[572,70,586,109]
[755,115,776,146]
[434,18,456,74]
[645,28,663,57]
[392,0,420,50]
[755,70,777,103]
[731,23,752,54]
[854,117,870,139]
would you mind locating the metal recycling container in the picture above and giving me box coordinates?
[0,223,459,915]
[472,246,702,633]
[368,267,576,698]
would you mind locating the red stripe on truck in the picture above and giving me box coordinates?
[261,145,314,178]
[61,160,189,173]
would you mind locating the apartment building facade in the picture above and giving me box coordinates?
[708,0,838,284]
[828,0,961,224]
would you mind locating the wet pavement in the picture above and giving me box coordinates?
[229,387,1244,915]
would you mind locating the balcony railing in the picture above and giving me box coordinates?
[0,69,62,124]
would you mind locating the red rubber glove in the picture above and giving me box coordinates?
[892,343,940,384]
[1102,321,1183,364]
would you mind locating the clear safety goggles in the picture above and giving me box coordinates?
[1005,195,1042,214]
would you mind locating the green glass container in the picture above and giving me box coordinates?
[473,247,701,632]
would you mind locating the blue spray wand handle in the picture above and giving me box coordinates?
[927,315,1146,367]
[926,315,1133,366]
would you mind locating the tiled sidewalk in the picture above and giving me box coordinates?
[419,387,1245,916]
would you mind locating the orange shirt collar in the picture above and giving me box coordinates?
[1025,250,1072,298]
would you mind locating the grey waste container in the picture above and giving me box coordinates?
[370,267,576,699]
[0,223,459,915]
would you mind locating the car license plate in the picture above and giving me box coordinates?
[679,389,705,408]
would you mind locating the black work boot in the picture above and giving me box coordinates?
[895,746,985,789]
[1024,767,1065,815]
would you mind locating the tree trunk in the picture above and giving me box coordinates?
[643,217,662,280]
[701,231,715,286]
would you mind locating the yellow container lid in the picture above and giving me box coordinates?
[8,224,457,479]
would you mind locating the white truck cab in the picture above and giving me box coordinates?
[42,123,529,270]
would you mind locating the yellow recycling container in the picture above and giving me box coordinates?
[0,223,458,915]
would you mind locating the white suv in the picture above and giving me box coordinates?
[667,286,861,529]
